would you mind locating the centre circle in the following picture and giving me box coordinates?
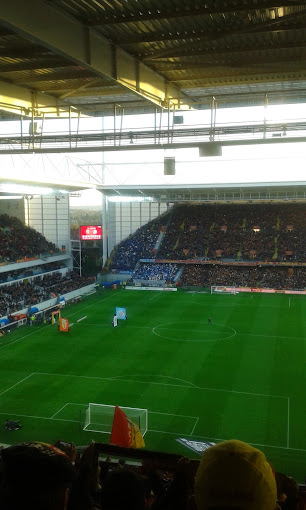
[152,321,236,342]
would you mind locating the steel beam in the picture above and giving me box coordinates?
[120,22,306,46]
[0,80,81,117]
[1,136,306,155]
[12,70,97,84]
[0,0,192,110]
[0,59,74,73]
[87,1,305,25]
[168,70,306,86]
[145,40,306,61]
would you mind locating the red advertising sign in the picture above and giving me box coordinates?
[80,225,102,240]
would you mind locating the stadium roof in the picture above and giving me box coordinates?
[99,182,306,202]
[1,1,306,118]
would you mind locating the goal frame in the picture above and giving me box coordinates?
[83,402,148,435]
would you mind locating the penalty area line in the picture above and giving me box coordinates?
[0,373,35,398]
[147,431,301,452]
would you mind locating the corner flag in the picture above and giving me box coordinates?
[110,405,145,449]
[59,317,69,332]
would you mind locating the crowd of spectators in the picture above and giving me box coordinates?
[109,214,170,271]
[0,271,95,318]
[181,265,306,290]
[36,271,95,296]
[0,262,66,285]
[0,438,305,510]
[0,281,50,317]
[132,263,179,283]
[157,203,306,263]
[0,215,59,263]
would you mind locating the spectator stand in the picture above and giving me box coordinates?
[108,214,170,272]
[157,203,306,264]
[132,263,180,287]
[0,214,60,265]
[179,263,306,293]
[0,276,96,331]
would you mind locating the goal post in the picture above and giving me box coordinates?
[83,403,148,436]
[211,286,236,295]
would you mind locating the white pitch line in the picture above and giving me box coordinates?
[34,372,287,399]
[150,410,198,419]
[0,326,49,350]
[149,293,162,301]
[111,374,198,388]
[239,332,306,341]
[73,323,153,329]
[66,402,88,407]
[147,430,299,452]
[287,397,290,449]
[0,373,35,398]
[0,411,79,423]
[154,327,223,335]
[149,429,194,436]
[152,321,237,343]
[77,316,87,323]
[51,402,69,419]
[65,290,123,319]
[190,417,199,436]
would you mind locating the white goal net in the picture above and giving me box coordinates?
[83,403,148,435]
[211,286,237,295]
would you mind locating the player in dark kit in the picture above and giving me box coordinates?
[208,317,211,325]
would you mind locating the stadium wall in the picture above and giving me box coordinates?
[108,201,169,255]
[25,195,70,254]
[0,198,25,222]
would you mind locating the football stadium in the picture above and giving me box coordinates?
[0,2,306,509]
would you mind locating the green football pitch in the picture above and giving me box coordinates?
[0,288,305,481]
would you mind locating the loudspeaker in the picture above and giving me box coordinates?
[164,157,175,175]
[173,115,184,125]
[29,121,41,135]
[199,143,222,157]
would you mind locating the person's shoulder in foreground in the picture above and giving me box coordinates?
[0,441,75,510]
[193,439,277,510]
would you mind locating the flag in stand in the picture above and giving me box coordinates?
[116,307,127,320]
[110,405,145,449]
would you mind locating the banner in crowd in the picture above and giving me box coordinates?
[110,405,145,449]
[176,438,215,455]
[116,307,127,320]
